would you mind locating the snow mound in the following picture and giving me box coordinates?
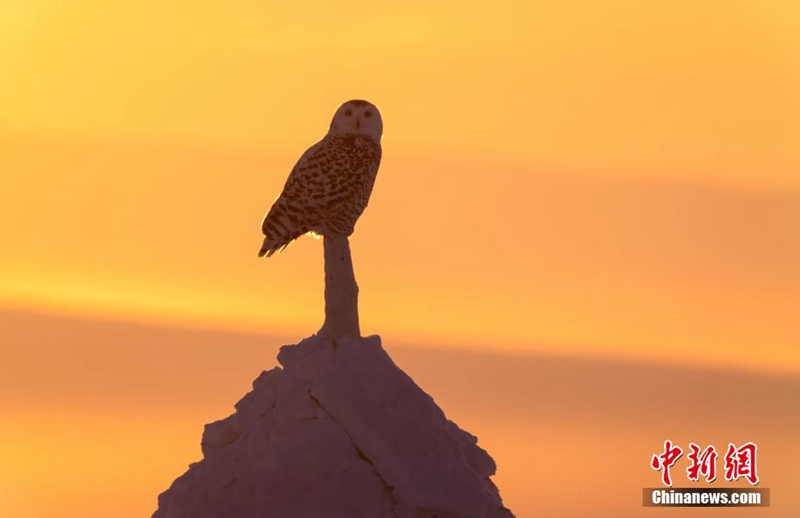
[153,334,514,518]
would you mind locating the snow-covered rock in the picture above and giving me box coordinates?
[153,334,514,518]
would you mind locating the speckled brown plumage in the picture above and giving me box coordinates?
[259,101,383,258]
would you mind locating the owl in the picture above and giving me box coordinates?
[258,100,383,258]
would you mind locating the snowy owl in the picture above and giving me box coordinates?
[258,99,383,258]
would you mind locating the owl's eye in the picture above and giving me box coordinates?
[344,110,353,117]
[364,111,372,118]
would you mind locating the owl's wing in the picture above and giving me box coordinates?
[259,139,335,257]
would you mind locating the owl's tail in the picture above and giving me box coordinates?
[258,236,282,258]
[259,205,307,258]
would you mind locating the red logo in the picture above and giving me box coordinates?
[652,441,759,486]
[651,440,683,487]
[686,443,718,483]
[724,442,759,485]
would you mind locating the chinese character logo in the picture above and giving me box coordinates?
[652,441,759,486]
[651,440,683,487]
[686,443,718,483]
[725,442,759,485]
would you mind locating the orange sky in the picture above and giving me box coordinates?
[1,0,799,374]
[2,312,798,518]
[2,4,800,517]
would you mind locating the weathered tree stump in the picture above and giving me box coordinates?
[317,235,360,339]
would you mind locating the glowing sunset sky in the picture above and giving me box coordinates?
[1,0,799,374]
[2,3,800,518]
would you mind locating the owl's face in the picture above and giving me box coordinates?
[329,100,383,142]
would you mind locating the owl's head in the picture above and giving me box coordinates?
[329,100,383,142]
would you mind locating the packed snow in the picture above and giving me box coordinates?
[153,334,514,518]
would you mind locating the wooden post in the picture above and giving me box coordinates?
[317,235,361,340]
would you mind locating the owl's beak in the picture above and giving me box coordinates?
[356,119,361,130]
